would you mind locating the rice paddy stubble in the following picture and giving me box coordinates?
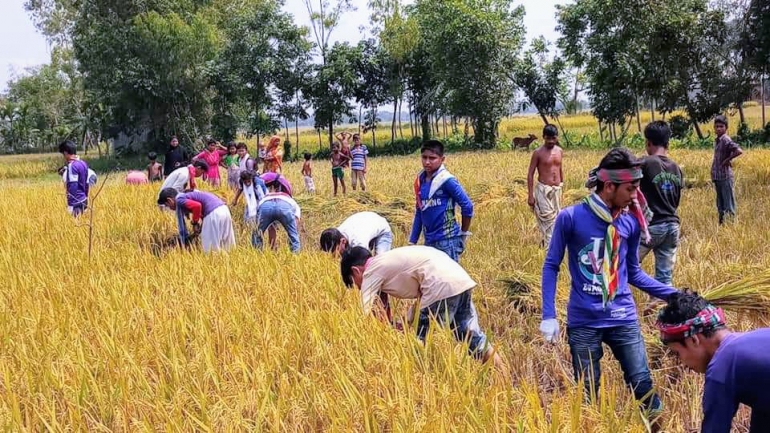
[0,148,767,430]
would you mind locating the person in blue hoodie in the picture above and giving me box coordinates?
[540,148,678,419]
[409,140,474,262]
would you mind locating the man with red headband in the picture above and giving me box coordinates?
[657,291,770,432]
[541,148,678,419]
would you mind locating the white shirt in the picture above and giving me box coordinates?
[337,211,392,249]
[360,246,476,313]
[160,166,190,193]
[258,193,301,219]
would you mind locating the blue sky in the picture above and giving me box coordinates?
[0,0,562,91]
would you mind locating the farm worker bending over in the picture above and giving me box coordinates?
[638,121,684,286]
[320,211,394,256]
[231,170,268,247]
[527,124,564,248]
[58,140,91,217]
[158,160,208,204]
[656,291,770,433]
[157,188,235,253]
[540,148,678,421]
[340,245,504,370]
[253,173,302,253]
[409,140,474,262]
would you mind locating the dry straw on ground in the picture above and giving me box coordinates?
[0,148,768,431]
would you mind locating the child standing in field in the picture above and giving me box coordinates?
[148,152,164,182]
[301,152,316,194]
[223,142,240,190]
[58,140,90,217]
[330,142,350,196]
[409,140,474,262]
[236,142,256,173]
[257,140,266,171]
[350,133,369,191]
[527,124,563,248]
[711,115,743,224]
[193,138,228,187]
[158,188,236,253]
[336,131,352,167]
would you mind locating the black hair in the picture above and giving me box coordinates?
[157,188,179,205]
[595,147,641,193]
[58,140,77,155]
[148,151,158,160]
[644,121,671,148]
[171,135,178,141]
[240,170,255,182]
[320,228,344,253]
[236,142,247,150]
[658,291,721,339]
[206,137,217,145]
[543,124,559,138]
[304,152,312,161]
[192,160,209,172]
[227,141,236,149]
[714,115,728,127]
[352,133,360,139]
[420,139,444,156]
[340,246,372,287]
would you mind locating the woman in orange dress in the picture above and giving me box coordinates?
[262,135,284,174]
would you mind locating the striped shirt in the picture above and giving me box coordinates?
[350,145,368,171]
[711,135,741,181]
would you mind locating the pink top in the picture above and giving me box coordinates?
[194,149,227,180]
[126,170,148,185]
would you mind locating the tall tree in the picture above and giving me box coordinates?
[414,0,525,147]
[513,36,567,126]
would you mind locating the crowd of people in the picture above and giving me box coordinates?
[56,116,768,432]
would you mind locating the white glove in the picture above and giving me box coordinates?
[539,319,560,343]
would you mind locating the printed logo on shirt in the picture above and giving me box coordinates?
[610,308,627,319]
[421,197,443,210]
[652,172,681,193]
[578,237,605,295]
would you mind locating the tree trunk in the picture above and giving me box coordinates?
[397,98,404,139]
[738,102,746,126]
[442,116,448,138]
[693,120,704,140]
[81,128,89,155]
[464,118,469,141]
[408,98,415,138]
[328,119,334,147]
[421,114,431,143]
[284,117,290,142]
[391,99,398,144]
[762,71,766,127]
[651,98,656,121]
[635,94,642,133]
[539,111,549,126]
[317,129,322,152]
[359,105,363,135]
[598,120,604,141]
[295,120,300,156]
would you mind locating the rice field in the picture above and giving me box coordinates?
[1,144,769,431]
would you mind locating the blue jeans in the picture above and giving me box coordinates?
[368,231,393,255]
[416,290,489,359]
[426,236,464,262]
[567,324,662,414]
[714,178,736,224]
[638,222,679,285]
[253,199,300,253]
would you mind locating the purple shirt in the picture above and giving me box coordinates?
[64,159,89,206]
[176,191,224,218]
[702,329,770,433]
[542,202,676,327]
[711,134,741,181]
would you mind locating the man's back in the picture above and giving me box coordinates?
[640,155,683,225]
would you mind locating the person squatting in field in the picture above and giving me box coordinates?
[638,121,684,286]
[540,148,679,421]
[656,291,770,433]
[340,245,505,371]
[58,140,91,217]
[319,211,394,256]
[158,188,236,253]
[409,140,474,262]
[157,161,208,206]
[527,124,564,249]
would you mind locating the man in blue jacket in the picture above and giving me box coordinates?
[409,140,473,262]
[540,148,678,419]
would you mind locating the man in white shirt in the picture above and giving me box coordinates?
[320,211,393,256]
[159,161,208,195]
[341,245,504,369]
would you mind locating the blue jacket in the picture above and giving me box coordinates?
[409,166,474,244]
[541,201,676,328]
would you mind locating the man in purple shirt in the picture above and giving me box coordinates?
[711,115,743,225]
[59,140,90,217]
[657,291,770,433]
[540,148,678,420]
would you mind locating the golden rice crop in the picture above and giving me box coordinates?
[0,146,768,431]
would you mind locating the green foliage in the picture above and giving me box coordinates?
[514,36,567,124]
[669,115,693,140]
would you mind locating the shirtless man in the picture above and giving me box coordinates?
[527,124,564,248]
